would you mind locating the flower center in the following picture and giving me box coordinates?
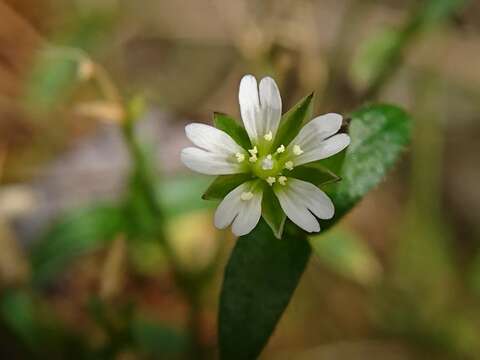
[252,154,280,179]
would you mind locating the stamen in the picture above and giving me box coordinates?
[276,144,285,154]
[266,177,276,186]
[240,191,254,201]
[293,145,304,155]
[249,154,258,163]
[248,146,258,156]
[235,153,245,163]
[278,176,288,186]
[266,154,272,160]
[284,161,294,171]
[264,131,273,141]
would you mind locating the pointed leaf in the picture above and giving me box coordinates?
[214,112,251,150]
[272,93,313,149]
[202,173,252,200]
[219,220,310,360]
[289,163,340,187]
[261,187,286,239]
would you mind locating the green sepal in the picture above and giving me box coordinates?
[288,163,340,187]
[202,173,253,200]
[214,112,251,150]
[261,186,286,239]
[272,93,314,149]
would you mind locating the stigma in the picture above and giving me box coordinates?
[261,155,274,170]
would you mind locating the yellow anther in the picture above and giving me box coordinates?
[293,145,304,155]
[248,146,258,156]
[264,131,273,141]
[235,153,245,163]
[266,154,272,160]
[278,176,288,186]
[240,191,254,201]
[266,177,276,186]
[249,154,258,163]
[284,161,294,171]
[276,144,285,154]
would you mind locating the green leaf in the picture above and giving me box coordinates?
[30,204,125,286]
[218,220,310,360]
[214,112,251,150]
[202,173,252,200]
[309,228,382,286]
[289,163,340,187]
[272,93,314,149]
[261,187,286,239]
[0,289,40,351]
[332,104,412,214]
[218,103,412,358]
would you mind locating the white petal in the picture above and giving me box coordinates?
[294,133,350,166]
[214,182,263,236]
[232,190,262,236]
[274,183,320,233]
[214,183,247,229]
[290,113,343,150]
[185,123,243,154]
[181,147,241,175]
[259,77,282,137]
[286,178,334,219]
[239,75,261,142]
[274,178,335,233]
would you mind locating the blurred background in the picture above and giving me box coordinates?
[0,0,479,359]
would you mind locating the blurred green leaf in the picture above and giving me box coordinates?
[272,93,313,149]
[261,187,286,239]
[0,289,86,358]
[417,0,469,26]
[0,289,39,351]
[214,113,251,150]
[218,220,310,360]
[351,0,470,96]
[24,11,116,113]
[310,228,382,286]
[131,316,187,357]
[30,204,124,286]
[219,103,411,358]
[351,29,401,90]
[202,174,252,201]
[160,175,214,216]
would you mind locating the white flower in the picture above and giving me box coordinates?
[181,75,350,236]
